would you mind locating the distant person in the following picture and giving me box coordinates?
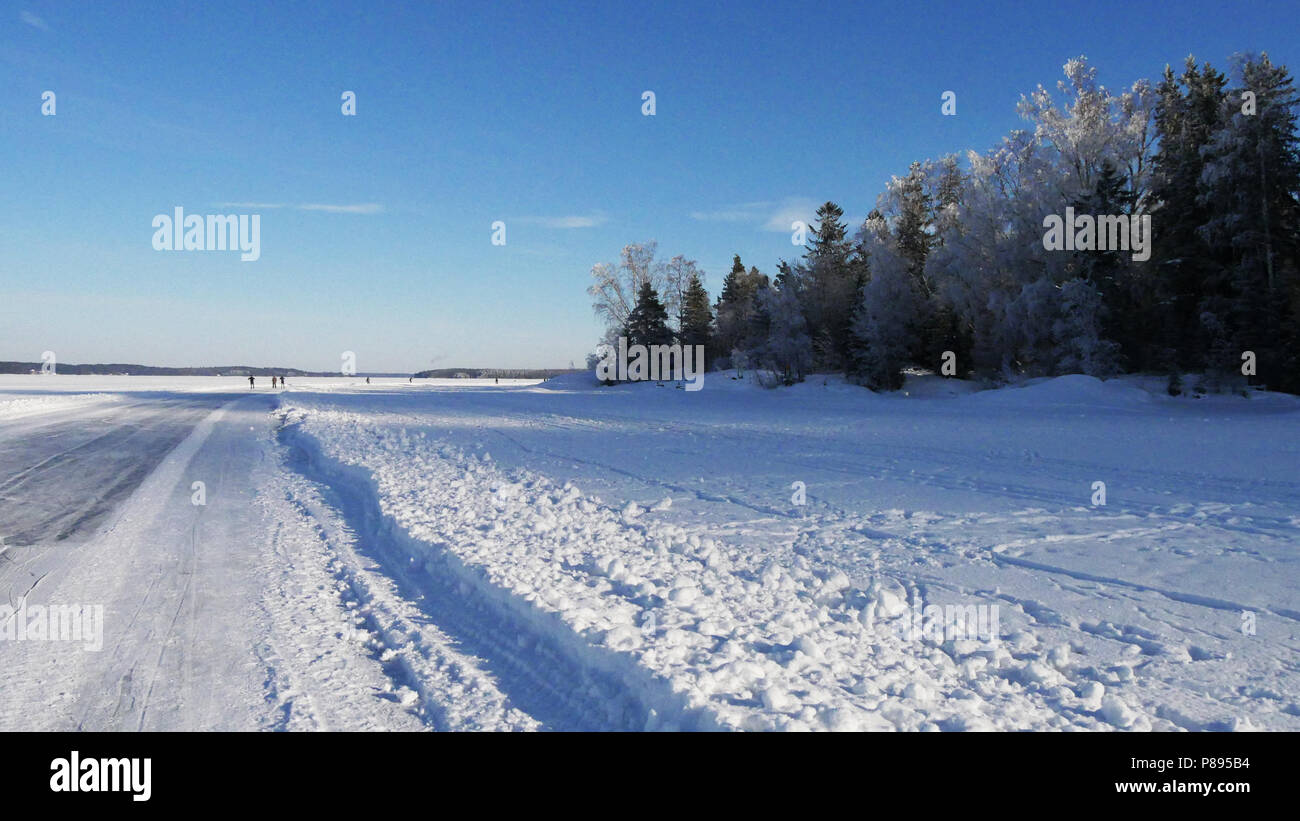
[495,377,499,384]
[281,376,287,387]
[366,377,371,384]
[249,376,255,389]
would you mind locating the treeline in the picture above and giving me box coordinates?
[413,368,578,379]
[587,53,1300,394]
[0,362,330,376]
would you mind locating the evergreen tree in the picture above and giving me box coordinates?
[716,255,747,308]
[679,273,714,362]
[623,282,673,351]
[848,218,920,390]
[895,163,937,287]
[801,202,860,371]
[1151,58,1230,371]
[1072,158,1144,369]
[714,258,769,366]
[1197,53,1300,392]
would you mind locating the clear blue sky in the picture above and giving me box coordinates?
[1,1,1294,371]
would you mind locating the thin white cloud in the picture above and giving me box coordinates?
[689,198,822,232]
[20,10,50,31]
[516,214,607,229]
[689,202,772,223]
[761,198,820,232]
[211,202,383,214]
[297,202,383,214]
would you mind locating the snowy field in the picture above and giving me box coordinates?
[0,372,1297,731]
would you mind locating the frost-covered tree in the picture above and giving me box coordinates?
[1053,278,1121,376]
[748,282,812,386]
[588,242,666,343]
[848,217,923,390]
[662,254,703,332]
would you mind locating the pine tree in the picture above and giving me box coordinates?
[623,282,673,351]
[1197,53,1300,392]
[1073,158,1142,369]
[1151,58,1230,371]
[717,255,747,309]
[714,258,769,366]
[679,273,714,363]
[895,163,936,288]
[801,202,860,371]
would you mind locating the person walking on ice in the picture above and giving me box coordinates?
[249,376,255,389]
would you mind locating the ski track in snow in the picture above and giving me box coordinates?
[0,373,1297,731]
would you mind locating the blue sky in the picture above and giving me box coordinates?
[1,1,1295,371]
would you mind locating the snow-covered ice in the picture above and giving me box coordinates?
[1,372,1296,731]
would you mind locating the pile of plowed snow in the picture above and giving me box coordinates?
[963,374,1153,409]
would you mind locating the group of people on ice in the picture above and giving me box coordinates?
[247,375,287,389]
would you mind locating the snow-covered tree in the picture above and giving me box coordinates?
[588,242,666,341]
[1053,278,1121,376]
[848,217,923,390]
[662,254,704,332]
[751,283,812,386]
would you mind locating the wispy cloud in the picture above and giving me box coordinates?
[689,197,822,233]
[212,202,383,214]
[298,202,383,214]
[20,10,50,31]
[212,202,288,210]
[688,202,772,223]
[760,197,820,232]
[516,214,607,229]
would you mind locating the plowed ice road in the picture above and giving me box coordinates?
[1,373,1297,731]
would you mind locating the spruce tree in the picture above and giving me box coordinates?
[1197,53,1300,392]
[1073,158,1141,370]
[623,282,673,351]
[679,273,714,364]
[1151,58,1230,371]
[802,202,859,371]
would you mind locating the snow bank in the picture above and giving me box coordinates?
[965,374,1153,410]
[277,402,1119,731]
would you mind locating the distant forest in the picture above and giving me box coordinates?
[412,368,579,379]
[4,362,406,377]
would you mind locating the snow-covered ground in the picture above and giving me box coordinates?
[1,372,1296,731]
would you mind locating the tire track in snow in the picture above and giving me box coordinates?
[277,416,722,731]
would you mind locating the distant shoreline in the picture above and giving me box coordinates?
[0,362,579,379]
